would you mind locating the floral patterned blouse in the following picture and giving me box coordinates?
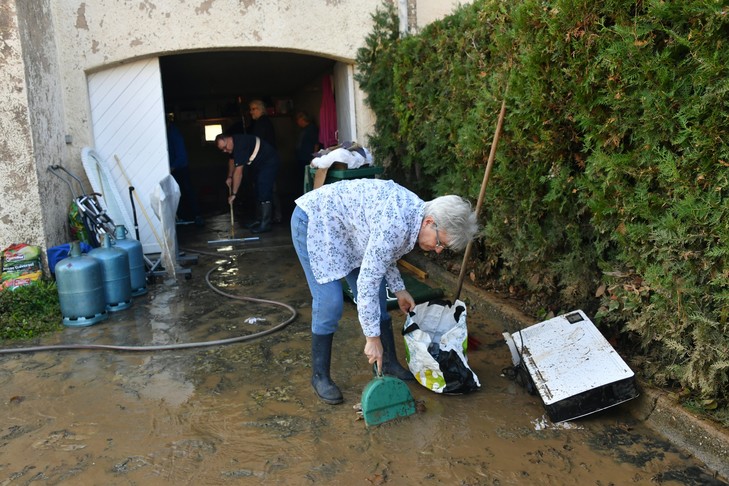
[295,179,425,336]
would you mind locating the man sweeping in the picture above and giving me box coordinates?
[290,178,478,404]
[216,133,279,234]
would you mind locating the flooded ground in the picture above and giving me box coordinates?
[0,214,726,485]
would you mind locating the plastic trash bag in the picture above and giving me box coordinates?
[150,175,181,281]
[403,299,480,394]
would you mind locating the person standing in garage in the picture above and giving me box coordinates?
[167,115,204,226]
[249,99,283,224]
[248,99,277,148]
[294,111,320,195]
[217,133,280,234]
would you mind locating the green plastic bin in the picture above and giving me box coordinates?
[303,165,384,193]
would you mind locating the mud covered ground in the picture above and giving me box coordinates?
[0,216,726,485]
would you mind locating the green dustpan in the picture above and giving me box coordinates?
[361,364,416,426]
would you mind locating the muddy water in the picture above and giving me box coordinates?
[0,220,725,485]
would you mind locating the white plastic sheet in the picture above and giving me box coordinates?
[149,175,181,280]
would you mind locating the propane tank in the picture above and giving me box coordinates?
[55,241,108,326]
[113,224,147,296]
[89,234,132,312]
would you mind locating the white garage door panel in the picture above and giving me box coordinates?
[333,62,356,143]
[87,57,170,255]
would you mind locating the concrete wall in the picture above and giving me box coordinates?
[415,0,472,29]
[1,0,73,256]
[0,1,46,253]
[0,0,468,258]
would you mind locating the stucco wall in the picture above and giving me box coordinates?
[0,0,45,253]
[16,0,69,251]
[415,0,472,29]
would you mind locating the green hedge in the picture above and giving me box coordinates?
[356,0,729,398]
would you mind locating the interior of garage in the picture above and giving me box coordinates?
[159,51,336,224]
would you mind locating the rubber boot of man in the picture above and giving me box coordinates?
[380,318,414,380]
[241,203,261,229]
[251,201,272,234]
[311,333,343,404]
[273,191,283,224]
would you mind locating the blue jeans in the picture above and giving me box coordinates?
[290,206,388,335]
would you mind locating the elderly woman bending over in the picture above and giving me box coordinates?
[291,178,478,404]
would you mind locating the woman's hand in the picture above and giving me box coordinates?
[394,290,415,314]
[364,336,383,372]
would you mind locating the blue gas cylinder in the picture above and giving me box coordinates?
[55,241,108,326]
[89,234,132,312]
[113,225,147,296]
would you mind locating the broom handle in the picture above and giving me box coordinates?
[454,98,507,301]
[114,155,164,249]
[229,184,235,239]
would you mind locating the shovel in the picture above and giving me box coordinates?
[361,364,416,426]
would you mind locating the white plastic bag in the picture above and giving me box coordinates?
[149,175,181,280]
[403,299,480,394]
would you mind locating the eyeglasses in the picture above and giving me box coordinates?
[433,222,445,249]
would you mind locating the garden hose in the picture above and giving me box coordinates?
[0,248,296,355]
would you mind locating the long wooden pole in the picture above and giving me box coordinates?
[114,155,164,249]
[454,98,507,301]
[229,184,235,240]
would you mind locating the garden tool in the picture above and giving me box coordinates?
[455,97,506,299]
[207,184,260,246]
[360,363,416,426]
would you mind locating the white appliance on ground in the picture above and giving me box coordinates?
[503,309,639,423]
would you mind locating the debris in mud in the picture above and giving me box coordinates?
[8,395,25,404]
[250,385,297,404]
[32,429,88,451]
[1,424,33,443]
[221,468,263,479]
[241,414,312,438]
[111,456,149,474]
[532,415,582,431]
[365,468,388,485]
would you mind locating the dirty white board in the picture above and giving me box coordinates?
[503,310,639,423]
[86,57,171,254]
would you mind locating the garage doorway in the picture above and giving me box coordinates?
[159,51,343,222]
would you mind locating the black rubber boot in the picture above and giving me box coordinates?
[242,218,260,229]
[241,203,261,229]
[251,201,272,234]
[273,191,283,224]
[380,317,414,381]
[311,333,343,404]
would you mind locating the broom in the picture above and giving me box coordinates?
[207,183,259,246]
[457,98,507,350]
